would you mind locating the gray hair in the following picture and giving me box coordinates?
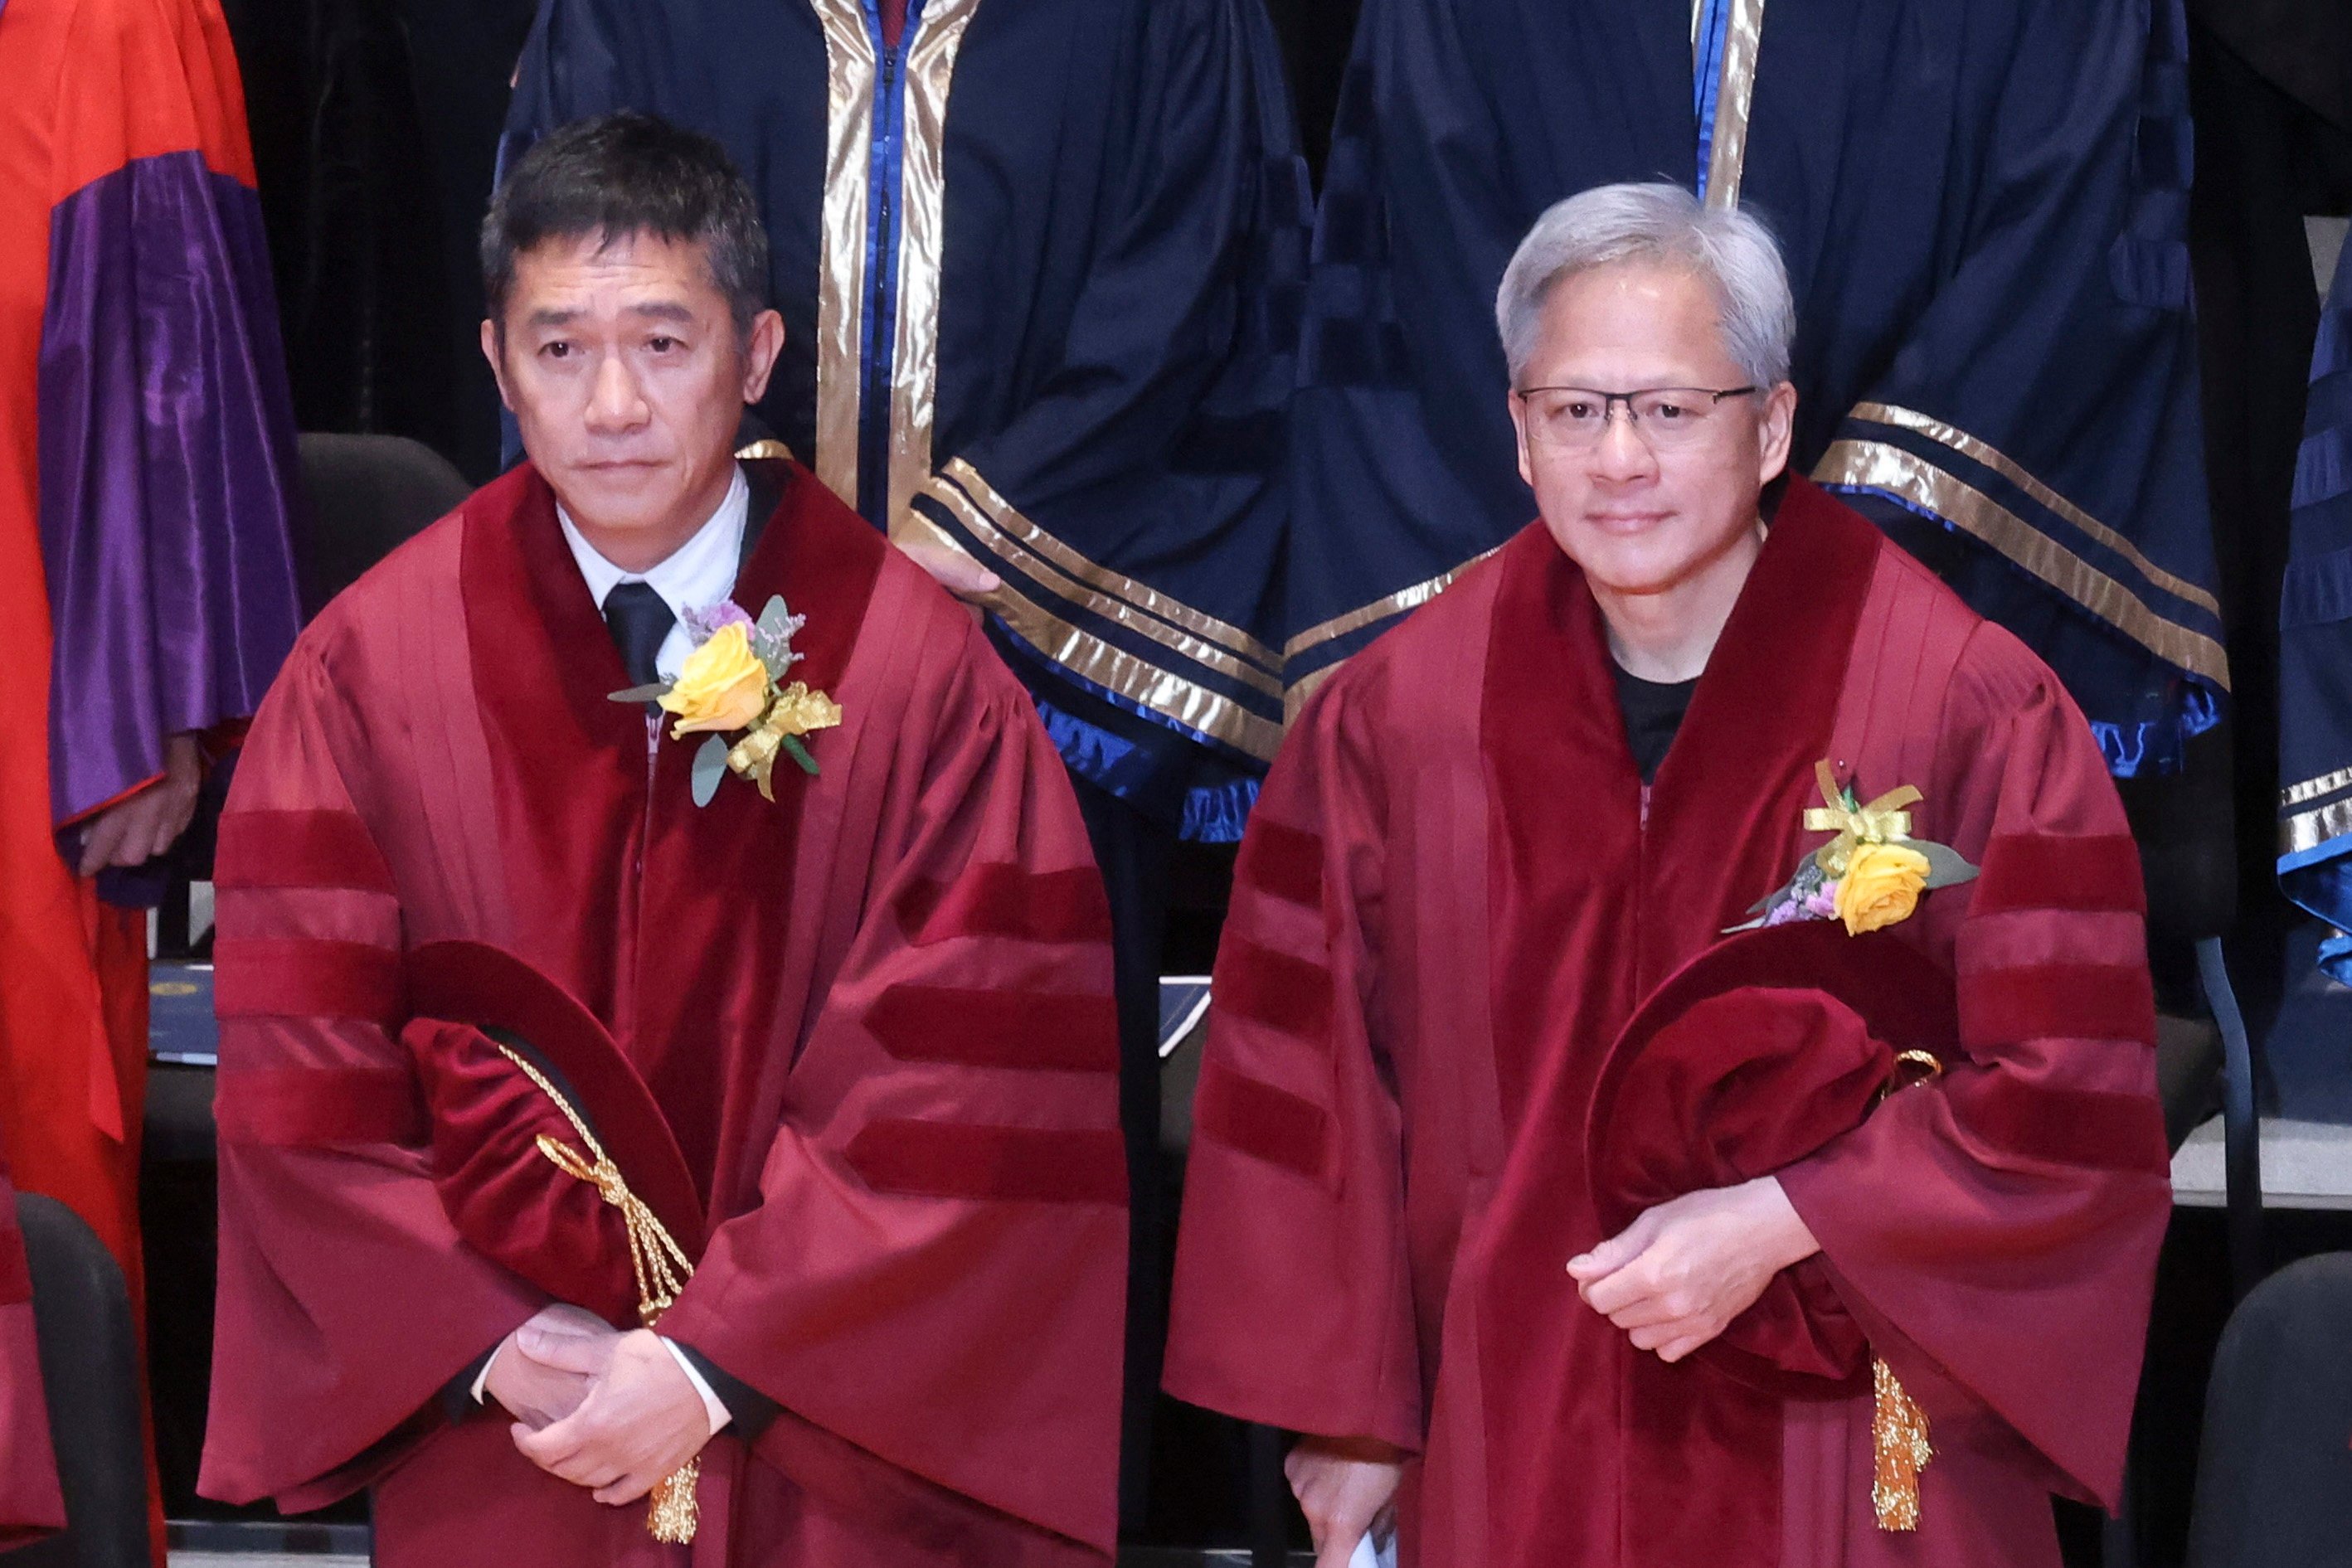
[1494,182,1796,388]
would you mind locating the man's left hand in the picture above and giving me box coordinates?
[75,733,203,876]
[1567,1176,1820,1364]
[511,1329,712,1505]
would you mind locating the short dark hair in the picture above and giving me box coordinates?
[482,111,770,337]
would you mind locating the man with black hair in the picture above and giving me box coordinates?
[199,113,1128,1566]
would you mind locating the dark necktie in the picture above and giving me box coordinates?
[881,0,906,49]
[604,580,676,689]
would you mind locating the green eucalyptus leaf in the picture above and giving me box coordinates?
[608,682,671,704]
[1746,870,1800,916]
[756,595,791,640]
[1916,839,1980,888]
[691,734,730,807]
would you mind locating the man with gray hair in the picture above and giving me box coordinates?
[1164,183,2170,1568]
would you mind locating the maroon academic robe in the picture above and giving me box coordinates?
[1164,478,2170,1568]
[198,458,1127,1565]
[0,1131,64,1545]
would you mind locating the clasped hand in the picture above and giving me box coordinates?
[1567,1176,1820,1364]
[485,1306,712,1506]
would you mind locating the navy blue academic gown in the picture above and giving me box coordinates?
[506,0,1309,840]
[2280,239,2352,975]
[1286,0,2225,777]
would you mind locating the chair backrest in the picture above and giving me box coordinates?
[2184,1253,2352,1567]
[298,431,473,615]
[10,1196,147,1568]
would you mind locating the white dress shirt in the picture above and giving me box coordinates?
[557,464,751,682]
[473,466,751,1438]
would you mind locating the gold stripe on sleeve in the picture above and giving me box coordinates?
[1814,438,2231,689]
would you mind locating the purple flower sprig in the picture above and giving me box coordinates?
[680,600,756,643]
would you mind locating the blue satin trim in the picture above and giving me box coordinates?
[2278,832,2352,981]
[1692,0,1731,197]
[1178,775,1261,843]
[856,0,920,525]
[2087,683,2222,778]
[2320,930,2352,986]
[998,616,1266,841]
[1030,695,1260,843]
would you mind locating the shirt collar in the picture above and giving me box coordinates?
[556,464,750,622]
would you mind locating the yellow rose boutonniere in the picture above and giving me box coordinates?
[1728,760,1976,934]
[658,624,770,736]
[610,596,843,806]
[1834,842,1933,935]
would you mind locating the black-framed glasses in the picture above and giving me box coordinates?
[1512,385,1759,450]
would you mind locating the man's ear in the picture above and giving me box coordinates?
[1757,381,1797,486]
[741,309,786,405]
[480,318,515,411]
[1508,391,1536,490]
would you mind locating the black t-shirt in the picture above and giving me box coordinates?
[1612,661,1697,784]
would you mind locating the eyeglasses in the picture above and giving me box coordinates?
[1512,385,1759,451]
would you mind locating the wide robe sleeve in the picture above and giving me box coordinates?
[199,642,547,1510]
[0,1136,64,1545]
[1159,672,1422,1451]
[41,0,303,833]
[901,0,1305,828]
[1776,624,2173,1510]
[654,630,1129,1559]
[1809,0,2225,774]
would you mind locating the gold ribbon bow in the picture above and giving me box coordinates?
[492,1045,702,1545]
[1802,760,1922,877]
[725,682,843,801]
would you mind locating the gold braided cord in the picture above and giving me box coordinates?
[488,1043,702,1543]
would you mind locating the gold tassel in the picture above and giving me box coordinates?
[646,1458,700,1544]
[493,1046,703,1544]
[1871,1357,1932,1531]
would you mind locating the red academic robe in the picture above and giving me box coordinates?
[0,1130,64,1546]
[200,459,1127,1566]
[1164,478,2170,1568]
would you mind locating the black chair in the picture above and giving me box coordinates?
[2101,936,2262,1568]
[2,1197,146,1568]
[296,430,473,615]
[2184,1253,2352,1567]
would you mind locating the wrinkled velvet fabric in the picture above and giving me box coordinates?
[1166,479,2170,1567]
[401,1014,643,1331]
[203,459,1126,1565]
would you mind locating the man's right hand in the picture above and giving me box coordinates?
[1285,1435,1407,1568]
[894,537,1001,604]
[484,1304,620,1429]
